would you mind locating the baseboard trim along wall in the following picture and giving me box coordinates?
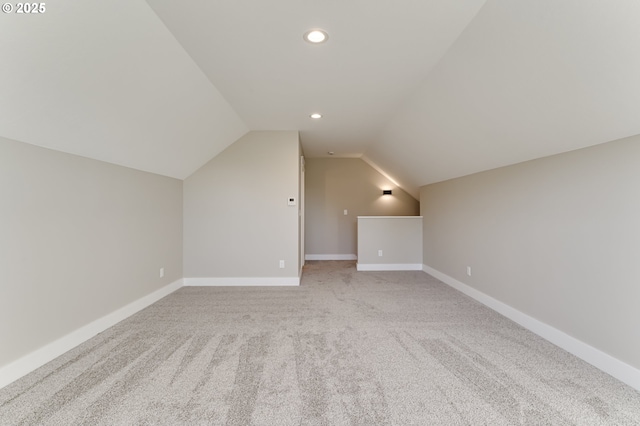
[0,279,184,390]
[357,263,423,271]
[422,264,640,392]
[184,277,300,286]
[305,254,357,261]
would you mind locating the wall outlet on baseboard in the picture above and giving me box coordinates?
[159,267,165,278]
[466,266,472,276]
[378,250,383,257]
[279,260,285,268]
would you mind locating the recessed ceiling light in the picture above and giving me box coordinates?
[304,29,328,44]
[328,151,334,155]
[310,113,322,119]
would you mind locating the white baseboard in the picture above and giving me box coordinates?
[305,254,357,261]
[357,263,423,271]
[0,279,184,390]
[184,276,300,286]
[422,264,640,392]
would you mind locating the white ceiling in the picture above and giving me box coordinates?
[2,0,639,194]
[144,0,487,159]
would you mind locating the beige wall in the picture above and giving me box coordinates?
[420,135,640,370]
[357,216,422,268]
[0,136,183,369]
[183,131,301,279]
[305,158,419,257]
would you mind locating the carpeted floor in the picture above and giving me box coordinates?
[1,261,639,425]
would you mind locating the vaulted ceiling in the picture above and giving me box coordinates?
[2,1,639,197]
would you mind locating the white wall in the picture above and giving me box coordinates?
[420,135,640,373]
[0,136,183,371]
[357,216,422,270]
[183,131,301,283]
[305,158,419,259]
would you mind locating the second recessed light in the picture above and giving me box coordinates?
[310,113,322,119]
[304,29,328,44]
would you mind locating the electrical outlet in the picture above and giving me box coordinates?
[344,209,348,215]
[466,266,472,276]
[159,267,165,278]
[279,260,285,268]
[378,250,383,257]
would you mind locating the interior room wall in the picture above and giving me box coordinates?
[356,216,423,270]
[0,136,183,370]
[183,131,301,282]
[420,135,640,372]
[305,158,419,258]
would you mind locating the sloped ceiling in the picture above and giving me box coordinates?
[2,1,639,193]
[0,0,247,179]
[365,0,640,196]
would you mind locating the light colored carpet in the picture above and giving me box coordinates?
[1,261,639,425]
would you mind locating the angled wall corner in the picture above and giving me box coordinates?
[183,131,301,282]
